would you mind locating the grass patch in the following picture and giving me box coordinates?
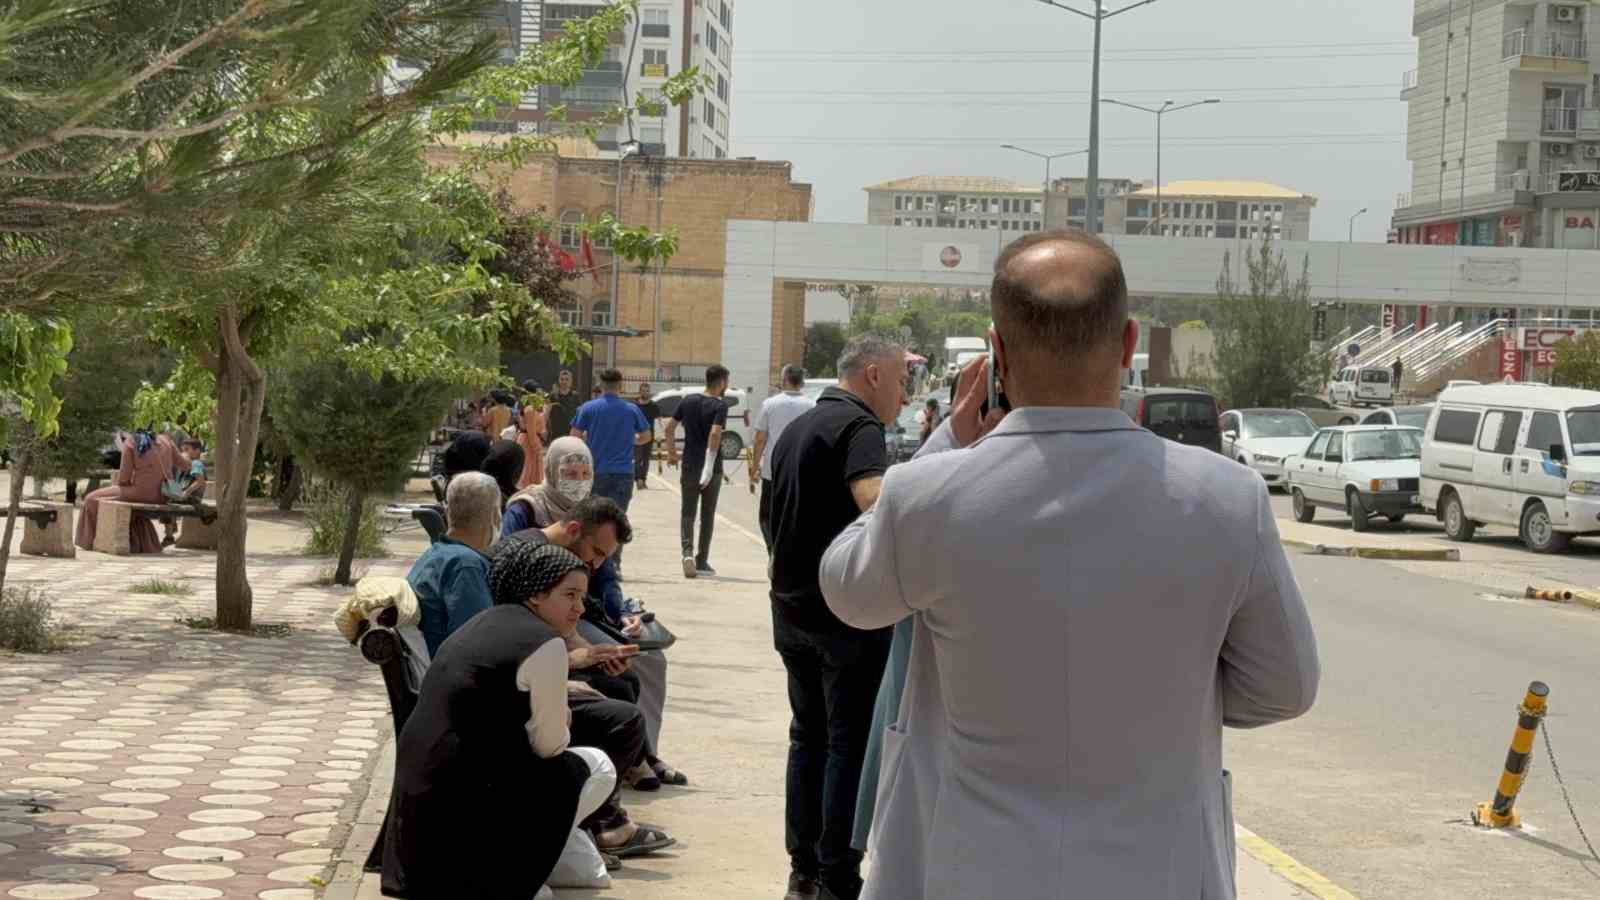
[307,565,368,587]
[302,482,389,560]
[130,577,194,596]
[174,616,291,639]
[0,587,70,653]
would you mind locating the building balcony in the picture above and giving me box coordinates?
[1503,29,1590,71]
[1401,68,1418,99]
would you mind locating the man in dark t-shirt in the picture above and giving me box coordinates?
[545,369,580,440]
[664,364,730,579]
[634,382,661,490]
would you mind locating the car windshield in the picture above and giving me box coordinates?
[1242,411,1316,438]
[1348,429,1422,461]
[1567,408,1600,456]
[1394,406,1432,429]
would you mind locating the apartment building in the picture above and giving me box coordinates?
[1392,0,1600,248]
[445,1,734,159]
[1122,181,1317,240]
[864,176,1048,234]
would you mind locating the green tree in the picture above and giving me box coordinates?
[1211,240,1326,409]
[805,322,847,377]
[32,311,151,485]
[269,352,457,585]
[1553,331,1600,390]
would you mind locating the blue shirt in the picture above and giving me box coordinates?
[405,537,492,657]
[573,394,650,475]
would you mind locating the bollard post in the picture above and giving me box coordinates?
[1524,586,1575,603]
[1472,681,1549,829]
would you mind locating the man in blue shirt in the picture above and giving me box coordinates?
[405,472,499,657]
[572,368,652,572]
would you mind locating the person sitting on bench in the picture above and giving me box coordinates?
[159,438,209,548]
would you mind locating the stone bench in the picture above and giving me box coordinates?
[11,502,74,559]
[95,500,218,555]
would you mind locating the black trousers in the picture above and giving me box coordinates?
[569,693,647,832]
[679,470,722,565]
[771,602,893,900]
[759,477,775,551]
[634,441,653,485]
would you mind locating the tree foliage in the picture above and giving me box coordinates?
[32,311,152,481]
[1211,240,1326,410]
[804,322,847,377]
[845,293,989,366]
[1553,331,1600,390]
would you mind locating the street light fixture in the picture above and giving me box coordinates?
[1033,0,1160,235]
[1348,207,1368,243]
[1099,97,1220,236]
[1000,144,1088,230]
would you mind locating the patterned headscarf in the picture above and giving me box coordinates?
[489,540,587,607]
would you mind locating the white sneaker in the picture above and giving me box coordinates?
[535,885,555,900]
[682,556,697,579]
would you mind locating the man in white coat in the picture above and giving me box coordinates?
[820,230,1320,900]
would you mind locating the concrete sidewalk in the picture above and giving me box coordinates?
[331,476,1344,899]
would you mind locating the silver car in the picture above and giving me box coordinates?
[1294,393,1361,428]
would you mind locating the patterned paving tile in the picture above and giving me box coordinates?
[0,552,409,899]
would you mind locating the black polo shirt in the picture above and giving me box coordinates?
[769,387,887,628]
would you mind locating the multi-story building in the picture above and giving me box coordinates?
[451,1,734,159]
[1122,181,1317,240]
[1044,176,1146,233]
[865,176,1048,234]
[1392,0,1600,248]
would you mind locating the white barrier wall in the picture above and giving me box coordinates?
[721,220,1600,390]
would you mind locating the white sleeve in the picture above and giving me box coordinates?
[515,638,572,757]
[753,399,770,434]
[821,474,915,630]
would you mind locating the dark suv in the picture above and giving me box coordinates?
[1120,387,1222,453]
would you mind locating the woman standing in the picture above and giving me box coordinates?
[75,430,175,553]
[517,381,546,489]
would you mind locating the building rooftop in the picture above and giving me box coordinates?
[1130,180,1317,203]
[863,175,1039,195]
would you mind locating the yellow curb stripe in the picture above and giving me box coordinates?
[1278,537,1459,562]
[1236,826,1360,900]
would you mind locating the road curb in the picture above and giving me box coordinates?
[1281,537,1460,561]
[1236,826,1361,899]
[324,729,395,900]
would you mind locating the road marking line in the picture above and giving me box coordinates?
[648,473,767,550]
[1236,825,1360,900]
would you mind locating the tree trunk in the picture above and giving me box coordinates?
[335,487,365,587]
[212,307,268,630]
[275,460,303,511]
[0,440,32,596]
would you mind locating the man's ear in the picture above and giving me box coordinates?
[1120,318,1139,369]
[988,325,1008,382]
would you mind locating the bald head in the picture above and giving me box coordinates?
[992,230,1128,364]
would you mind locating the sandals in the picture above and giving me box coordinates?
[651,761,689,787]
[598,824,675,859]
[624,762,661,792]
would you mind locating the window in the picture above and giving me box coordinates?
[555,300,582,327]
[716,73,728,101]
[642,7,670,36]
[719,0,732,30]
[592,208,614,249]
[703,136,715,157]
[894,217,903,226]
[1304,432,1330,460]
[1433,408,1482,445]
[703,97,716,130]
[558,210,583,249]
[642,48,669,76]
[590,300,613,327]
[894,196,904,211]
[706,26,720,55]
[1477,410,1523,454]
[1324,432,1345,462]
[640,122,664,149]
[1528,411,1564,455]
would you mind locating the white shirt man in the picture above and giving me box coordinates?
[752,366,816,550]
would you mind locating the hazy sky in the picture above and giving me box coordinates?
[731,0,1413,243]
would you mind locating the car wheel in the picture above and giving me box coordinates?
[1441,490,1476,542]
[1519,501,1572,554]
[719,431,744,461]
[1386,514,1406,524]
[1347,488,1370,532]
[1292,488,1316,523]
[1337,417,1356,426]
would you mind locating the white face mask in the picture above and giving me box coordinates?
[559,479,593,503]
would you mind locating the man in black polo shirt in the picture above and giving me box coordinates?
[768,335,909,900]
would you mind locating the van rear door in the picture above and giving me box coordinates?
[1144,394,1220,452]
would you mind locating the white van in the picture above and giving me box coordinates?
[1329,365,1394,407]
[1420,383,1600,553]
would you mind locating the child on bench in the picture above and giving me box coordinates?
[160,439,208,547]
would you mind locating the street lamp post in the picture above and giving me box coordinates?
[609,139,641,368]
[1348,207,1368,243]
[1099,98,1220,236]
[1035,0,1159,235]
[1000,145,1088,230]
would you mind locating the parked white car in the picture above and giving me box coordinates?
[1329,365,1394,408]
[1420,383,1600,553]
[1219,408,1319,489]
[651,387,755,460]
[1287,425,1424,531]
[1359,404,1434,430]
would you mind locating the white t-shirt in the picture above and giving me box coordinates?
[754,390,816,481]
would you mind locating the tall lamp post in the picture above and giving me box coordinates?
[1000,144,1088,230]
[1348,207,1368,242]
[608,139,641,368]
[1034,0,1159,235]
[1099,97,1219,236]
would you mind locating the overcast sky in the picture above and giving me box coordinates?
[731,0,1412,243]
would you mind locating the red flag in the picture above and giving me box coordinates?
[538,232,578,273]
[581,234,602,284]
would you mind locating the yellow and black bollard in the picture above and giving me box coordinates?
[1525,586,1575,603]
[1472,681,1549,829]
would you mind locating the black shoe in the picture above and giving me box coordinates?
[785,871,819,900]
[696,562,717,576]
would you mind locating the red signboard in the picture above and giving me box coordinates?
[1521,327,1577,351]
[1500,331,1523,381]
[1535,348,1559,367]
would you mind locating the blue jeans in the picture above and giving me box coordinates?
[591,473,635,571]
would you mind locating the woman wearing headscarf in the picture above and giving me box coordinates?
[481,439,526,509]
[382,541,622,899]
[503,436,593,536]
[516,380,547,489]
[442,431,492,482]
[75,429,176,553]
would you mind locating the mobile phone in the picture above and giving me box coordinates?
[638,611,656,624]
[630,638,672,652]
[982,334,1011,416]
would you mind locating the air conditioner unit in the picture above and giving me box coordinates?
[1585,144,1600,158]
[1551,142,1571,156]
[1557,5,1579,22]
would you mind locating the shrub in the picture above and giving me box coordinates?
[130,578,193,596]
[302,481,388,560]
[0,587,64,653]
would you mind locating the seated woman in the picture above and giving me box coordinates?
[381,542,620,899]
[406,473,498,658]
[480,439,526,510]
[75,429,175,554]
[505,445,687,791]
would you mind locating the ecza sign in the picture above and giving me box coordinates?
[1522,327,1575,367]
[1500,331,1523,381]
